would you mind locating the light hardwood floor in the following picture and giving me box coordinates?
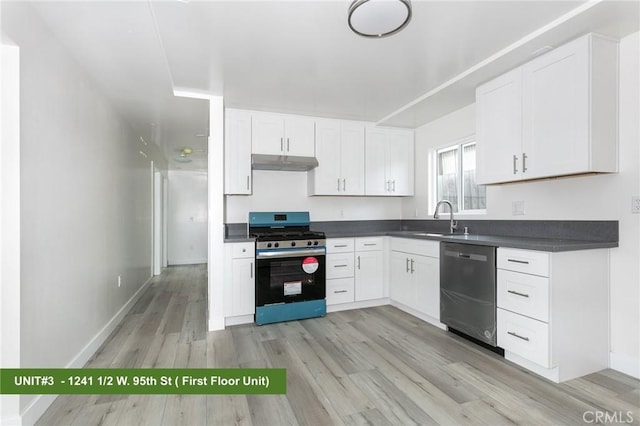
[37,264,639,425]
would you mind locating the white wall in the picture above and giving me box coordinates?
[2,2,167,420]
[405,32,640,378]
[226,170,402,223]
[167,170,208,265]
[1,40,22,426]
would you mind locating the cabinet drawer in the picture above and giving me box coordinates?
[355,237,384,252]
[231,242,255,258]
[390,238,439,258]
[326,238,355,253]
[326,278,355,305]
[497,270,549,322]
[497,248,549,277]
[326,253,354,279]
[497,308,550,368]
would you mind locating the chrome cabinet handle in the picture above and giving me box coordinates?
[287,137,290,152]
[337,178,341,191]
[343,178,346,191]
[334,290,348,294]
[363,243,376,246]
[250,262,253,278]
[507,290,529,298]
[507,258,529,264]
[513,154,518,174]
[246,175,250,190]
[334,244,348,248]
[410,258,415,274]
[392,180,396,192]
[280,137,284,152]
[522,153,528,173]
[508,331,530,342]
[334,264,348,268]
[406,258,410,273]
[357,255,361,269]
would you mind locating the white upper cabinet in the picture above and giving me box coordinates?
[309,119,365,196]
[224,109,252,195]
[251,112,315,157]
[476,68,523,184]
[365,127,414,196]
[476,33,618,185]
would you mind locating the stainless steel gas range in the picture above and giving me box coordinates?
[249,212,326,325]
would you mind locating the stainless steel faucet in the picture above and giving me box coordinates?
[433,200,457,234]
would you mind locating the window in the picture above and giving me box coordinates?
[435,138,486,213]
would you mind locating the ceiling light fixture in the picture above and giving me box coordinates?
[348,0,412,38]
[174,147,193,163]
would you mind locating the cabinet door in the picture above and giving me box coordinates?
[355,250,384,301]
[390,251,412,307]
[411,254,440,320]
[310,119,342,195]
[522,38,589,180]
[224,110,252,195]
[252,113,285,155]
[476,68,523,184]
[365,127,388,195]
[231,258,255,316]
[386,130,414,196]
[340,122,365,195]
[284,116,315,157]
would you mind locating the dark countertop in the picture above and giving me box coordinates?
[224,230,617,252]
[224,220,618,251]
[386,231,618,252]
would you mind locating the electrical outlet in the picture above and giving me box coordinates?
[117,275,122,288]
[632,196,640,214]
[512,200,525,216]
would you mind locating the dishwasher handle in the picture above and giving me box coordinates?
[443,249,488,262]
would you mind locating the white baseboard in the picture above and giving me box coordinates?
[610,351,640,379]
[225,314,254,326]
[389,300,447,330]
[168,259,207,266]
[20,276,153,426]
[327,298,390,313]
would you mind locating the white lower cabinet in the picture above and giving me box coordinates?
[496,247,609,382]
[497,308,550,368]
[224,242,255,323]
[326,277,355,305]
[355,237,385,301]
[389,238,440,322]
[326,237,386,307]
[326,238,355,305]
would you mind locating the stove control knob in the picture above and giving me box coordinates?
[267,243,272,248]
[274,242,279,248]
[307,241,312,246]
[313,241,318,246]
[291,241,296,247]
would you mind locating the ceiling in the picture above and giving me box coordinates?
[29,0,640,171]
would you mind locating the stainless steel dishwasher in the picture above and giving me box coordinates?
[440,242,497,347]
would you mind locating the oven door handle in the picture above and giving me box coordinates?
[256,248,326,259]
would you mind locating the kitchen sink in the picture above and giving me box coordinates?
[409,232,453,237]
[408,232,480,240]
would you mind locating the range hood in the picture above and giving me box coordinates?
[251,154,319,171]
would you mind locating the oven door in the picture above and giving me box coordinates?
[255,247,326,306]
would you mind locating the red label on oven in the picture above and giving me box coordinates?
[302,257,319,274]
